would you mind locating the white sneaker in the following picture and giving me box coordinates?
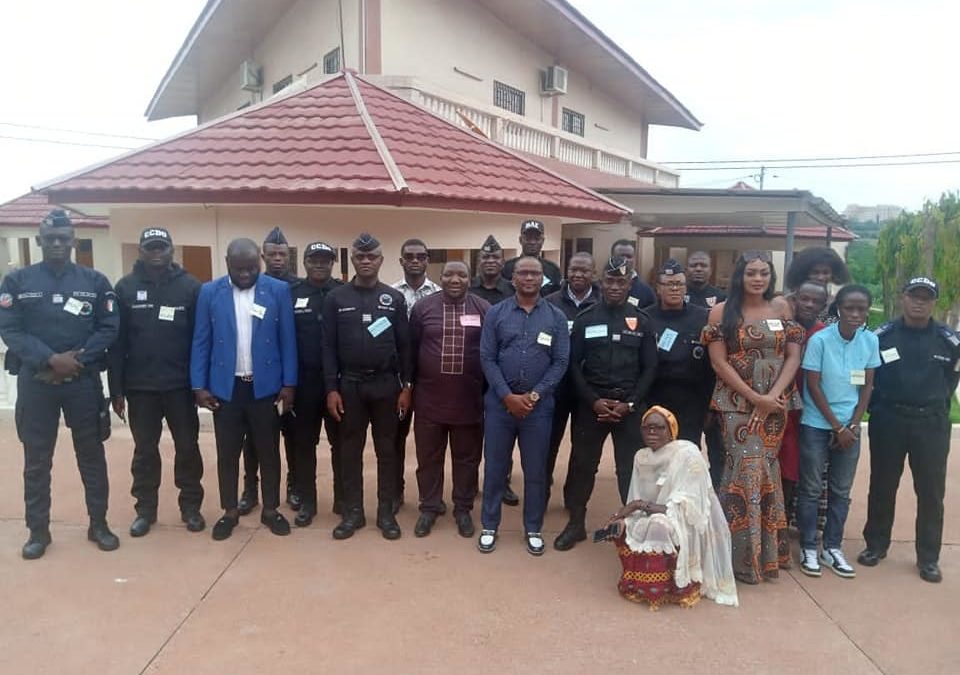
[477,529,497,553]
[800,548,822,577]
[821,548,856,578]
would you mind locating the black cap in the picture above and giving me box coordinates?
[903,276,939,298]
[41,208,72,228]
[480,234,502,253]
[520,219,544,234]
[603,256,630,277]
[305,241,337,259]
[352,232,380,252]
[139,227,172,247]
[658,259,684,276]
[263,226,289,246]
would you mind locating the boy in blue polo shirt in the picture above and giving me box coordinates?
[798,285,881,578]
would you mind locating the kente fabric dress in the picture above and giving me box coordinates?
[701,319,804,583]
[614,440,739,609]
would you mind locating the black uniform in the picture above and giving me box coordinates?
[863,318,960,565]
[627,276,656,309]
[646,302,713,443]
[108,262,203,519]
[566,301,658,510]
[501,256,562,297]
[289,276,343,513]
[322,281,412,514]
[0,261,119,534]
[469,276,514,305]
[544,283,600,504]
[685,284,726,309]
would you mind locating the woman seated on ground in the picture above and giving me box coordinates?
[604,406,739,609]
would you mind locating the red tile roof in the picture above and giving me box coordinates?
[0,192,108,229]
[41,72,630,223]
[638,224,856,241]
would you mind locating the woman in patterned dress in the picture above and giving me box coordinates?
[702,251,804,584]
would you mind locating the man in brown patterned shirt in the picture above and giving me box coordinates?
[409,261,491,538]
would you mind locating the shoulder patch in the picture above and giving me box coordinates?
[938,325,960,348]
[874,322,894,337]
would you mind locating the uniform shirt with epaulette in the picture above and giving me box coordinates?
[290,277,343,372]
[871,318,960,411]
[647,302,713,387]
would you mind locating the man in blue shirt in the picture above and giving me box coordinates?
[478,256,569,556]
[797,285,880,579]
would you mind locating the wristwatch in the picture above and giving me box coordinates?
[529,391,540,403]
[627,402,635,412]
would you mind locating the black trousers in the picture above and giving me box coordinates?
[242,408,294,494]
[564,403,643,514]
[213,379,281,511]
[545,391,575,504]
[338,373,400,513]
[863,408,951,565]
[127,388,203,517]
[16,372,109,532]
[704,412,726,490]
[415,417,482,515]
[290,368,342,511]
[394,407,413,499]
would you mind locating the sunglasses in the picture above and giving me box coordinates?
[741,250,772,263]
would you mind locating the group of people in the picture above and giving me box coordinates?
[1,210,954,610]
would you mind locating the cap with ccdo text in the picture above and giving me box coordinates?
[903,276,939,298]
[139,227,172,247]
[305,241,337,259]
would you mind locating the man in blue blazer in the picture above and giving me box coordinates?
[191,238,298,540]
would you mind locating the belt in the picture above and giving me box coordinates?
[877,402,946,417]
[595,387,629,400]
[342,369,390,382]
[236,374,254,383]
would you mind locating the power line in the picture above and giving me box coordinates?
[0,121,160,142]
[0,134,141,150]
[677,159,960,171]
[665,150,960,165]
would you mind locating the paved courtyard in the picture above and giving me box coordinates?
[0,411,956,674]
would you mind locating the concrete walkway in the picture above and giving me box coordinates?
[0,414,955,675]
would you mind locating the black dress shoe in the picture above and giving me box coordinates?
[261,512,291,536]
[286,490,302,511]
[857,548,887,567]
[455,512,475,538]
[333,511,367,540]
[237,491,258,516]
[22,530,51,560]
[918,562,943,583]
[294,508,315,528]
[129,515,156,538]
[377,509,402,540]
[87,521,120,551]
[553,520,587,551]
[181,511,206,532]
[414,512,437,538]
[502,485,520,506]
[212,515,238,541]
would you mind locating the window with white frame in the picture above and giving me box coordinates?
[562,108,585,136]
[493,80,525,116]
[323,48,341,74]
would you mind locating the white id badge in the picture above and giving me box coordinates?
[294,297,309,309]
[880,347,900,364]
[368,316,391,337]
[657,328,678,352]
[567,320,574,334]
[627,296,639,307]
[460,314,481,327]
[766,319,784,332]
[250,303,266,320]
[537,331,553,346]
[850,369,866,386]
[158,306,177,322]
[63,297,84,315]
[585,324,608,339]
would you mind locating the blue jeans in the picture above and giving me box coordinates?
[480,390,554,533]
[797,424,861,550]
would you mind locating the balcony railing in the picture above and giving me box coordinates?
[375,76,679,189]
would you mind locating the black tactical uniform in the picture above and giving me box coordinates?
[289,269,343,518]
[686,284,726,309]
[108,258,203,522]
[646,302,714,443]
[469,276,514,305]
[502,256,562,297]
[863,312,960,569]
[0,258,119,542]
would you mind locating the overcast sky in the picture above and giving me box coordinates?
[2,0,957,212]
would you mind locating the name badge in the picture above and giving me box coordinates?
[63,297,84,315]
[295,297,309,309]
[880,347,900,364]
[850,369,866,386]
[158,306,177,322]
[537,331,553,347]
[657,328,678,352]
[362,313,372,323]
[250,303,266,320]
[137,290,148,301]
[52,293,64,304]
[368,316,391,337]
[706,296,717,307]
[766,319,784,332]
[612,334,621,342]
[541,276,550,288]
[627,296,639,307]
[585,324,608,339]
[460,314,481,327]
[567,320,574,334]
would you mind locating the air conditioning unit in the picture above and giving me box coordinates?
[240,60,263,92]
[540,65,568,95]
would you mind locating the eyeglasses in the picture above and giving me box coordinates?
[658,281,686,290]
[741,250,772,263]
